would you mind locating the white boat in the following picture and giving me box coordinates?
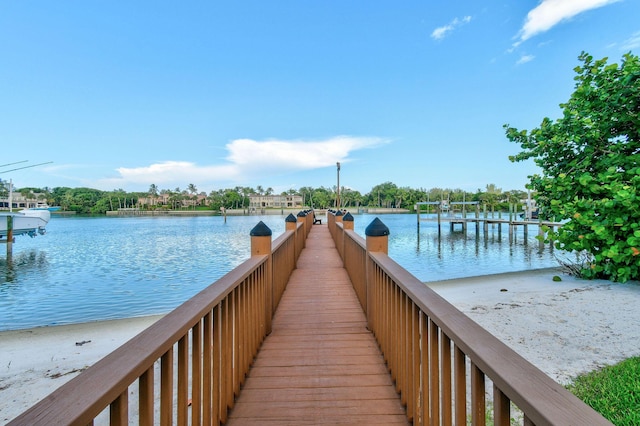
[31,202,61,212]
[0,209,51,238]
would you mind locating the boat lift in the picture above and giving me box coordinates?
[1,161,53,255]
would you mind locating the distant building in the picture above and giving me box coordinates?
[0,193,48,210]
[137,192,208,208]
[249,195,303,210]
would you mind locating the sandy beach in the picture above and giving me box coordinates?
[0,315,163,424]
[428,268,640,384]
[2,268,640,424]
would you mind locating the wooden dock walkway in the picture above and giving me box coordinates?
[226,224,409,425]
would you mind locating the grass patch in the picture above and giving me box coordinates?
[566,357,640,425]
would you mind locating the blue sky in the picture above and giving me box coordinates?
[1,1,639,195]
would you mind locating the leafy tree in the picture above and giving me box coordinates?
[0,179,8,198]
[478,183,502,210]
[506,52,640,282]
[367,182,399,208]
[341,187,363,208]
[311,187,332,209]
[299,186,315,207]
[146,184,158,209]
[222,188,242,209]
[187,183,198,209]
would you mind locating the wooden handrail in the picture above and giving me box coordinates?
[329,211,612,425]
[10,213,612,425]
[9,217,302,426]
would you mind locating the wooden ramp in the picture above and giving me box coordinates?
[226,224,409,425]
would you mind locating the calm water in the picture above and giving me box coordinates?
[0,213,557,331]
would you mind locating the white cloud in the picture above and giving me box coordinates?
[619,30,640,51]
[225,136,384,170]
[97,136,388,191]
[517,54,536,65]
[431,16,472,40]
[514,0,620,47]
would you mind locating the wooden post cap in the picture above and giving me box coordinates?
[285,213,297,223]
[365,217,389,237]
[250,221,272,237]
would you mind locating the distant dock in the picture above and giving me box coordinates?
[415,201,564,248]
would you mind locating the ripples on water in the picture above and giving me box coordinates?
[0,213,558,331]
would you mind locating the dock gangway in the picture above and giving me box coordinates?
[8,211,611,425]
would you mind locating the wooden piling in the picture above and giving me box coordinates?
[6,215,13,256]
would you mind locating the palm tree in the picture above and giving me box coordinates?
[187,183,198,209]
[147,184,158,209]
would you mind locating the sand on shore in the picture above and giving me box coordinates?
[2,268,639,424]
[428,268,640,384]
[0,315,163,424]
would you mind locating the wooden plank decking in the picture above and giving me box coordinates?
[226,224,409,425]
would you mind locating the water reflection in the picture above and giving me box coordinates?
[353,214,557,283]
[0,213,559,331]
[1,250,49,285]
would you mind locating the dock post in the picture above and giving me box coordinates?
[343,211,354,231]
[335,209,343,225]
[250,221,273,334]
[285,213,297,232]
[342,212,354,263]
[508,205,514,241]
[285,213,298,254]
[482,205,488,236]
[538,222,545,251]
[365,218,389,330]
[6,215,13,256]
[297,211,308,242]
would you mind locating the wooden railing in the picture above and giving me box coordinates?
[8,219,303,426]
[10,212,613,425]
[329,211,612,426]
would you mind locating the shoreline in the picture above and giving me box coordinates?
[0,315,163,424]
[2,270,640,423]
[428,268,640,384]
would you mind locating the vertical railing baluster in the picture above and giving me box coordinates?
[471,362,486,426]
[493,384,511,426]
[383,271,391,364]
[160,348,174,426]
[242,278,249,376]
[420,312,430,426]
[203,311,213,426]
[233,286,241,395]
[212,305,221,425]
[139,367,154,426]
[252,272,259,358]
[407,300,420,422]
[429,320,440,425]
[191,321,202,426]
[454,346,466,425]
[177,335,189,425]
[391,283,398,385]
[441,333,452,426]
[224,296,233,421]
[402,292,410,408]
[109,390,127,426]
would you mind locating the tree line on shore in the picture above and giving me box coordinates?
[0,180,530,215]
[2,52,638,285]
